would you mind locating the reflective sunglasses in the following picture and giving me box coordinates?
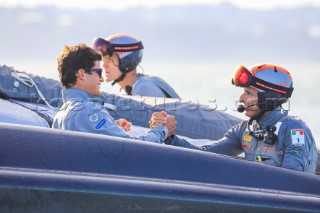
[85,68,103,78]
[232,65,253,87]
[232,65,293,98]
[91,37,113,56]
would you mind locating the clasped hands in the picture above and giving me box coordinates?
[149,111,177,137]
[116,111,177,137]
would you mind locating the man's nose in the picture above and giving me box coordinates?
[239,93,245,102]
[102,61,109,68]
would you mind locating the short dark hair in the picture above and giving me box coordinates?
[57,44,102,88]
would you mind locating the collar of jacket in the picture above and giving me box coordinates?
[61,88,104,105]
[258,107,286,129]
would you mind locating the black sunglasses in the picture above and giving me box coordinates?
[85,68,103,78]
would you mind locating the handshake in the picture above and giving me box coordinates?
[115,111,177,138]
[149,111,177,137]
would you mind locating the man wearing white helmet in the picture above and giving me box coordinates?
[91,33,180,99]
[153,64,318,174]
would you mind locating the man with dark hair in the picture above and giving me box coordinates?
[53,44,176,143]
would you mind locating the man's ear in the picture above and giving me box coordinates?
[76,69,86,81]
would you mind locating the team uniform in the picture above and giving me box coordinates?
[165,64,318,174]
[124,73,180,98]
[52,88,168,143]
[166,109,318,173]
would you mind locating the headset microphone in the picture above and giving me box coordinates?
[237,104,258,113]
[237,104,246,113]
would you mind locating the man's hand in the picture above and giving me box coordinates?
[149,111,167,128]
[149,111,177,137]
[116,118,132,132]
[163,115,177,137]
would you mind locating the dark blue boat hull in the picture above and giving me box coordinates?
[0,123,320,212]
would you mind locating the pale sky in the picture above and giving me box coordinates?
[0,0,320,10]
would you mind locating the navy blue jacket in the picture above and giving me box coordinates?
[167,109,318,174]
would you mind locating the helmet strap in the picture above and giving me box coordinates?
[257,91,287,111]
[247,91,285,127]
[111,72,127,86]
[111,56,139,86]
[245,92,269,126]
[125,85,133,95]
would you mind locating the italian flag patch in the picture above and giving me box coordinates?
[291,129,305,146]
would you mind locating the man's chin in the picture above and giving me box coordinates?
[245,110,261,118]
[95,91,101,97]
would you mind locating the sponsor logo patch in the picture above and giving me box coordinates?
[242,144,253,150]
[95,119,106,129]
[291,129,305,146]
[277,150,283,155]
[89,114,98,122]
[258,146,275,151]
[243,135,252,142]
[294,148,302,155]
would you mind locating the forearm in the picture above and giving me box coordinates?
[165,134,242,156]
[165,135,203,150]
[132,126,168,143]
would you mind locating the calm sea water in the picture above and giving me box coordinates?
[5,59,320,146]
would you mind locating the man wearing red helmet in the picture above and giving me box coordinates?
[91,33,180,99]
[156,64,318,174]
